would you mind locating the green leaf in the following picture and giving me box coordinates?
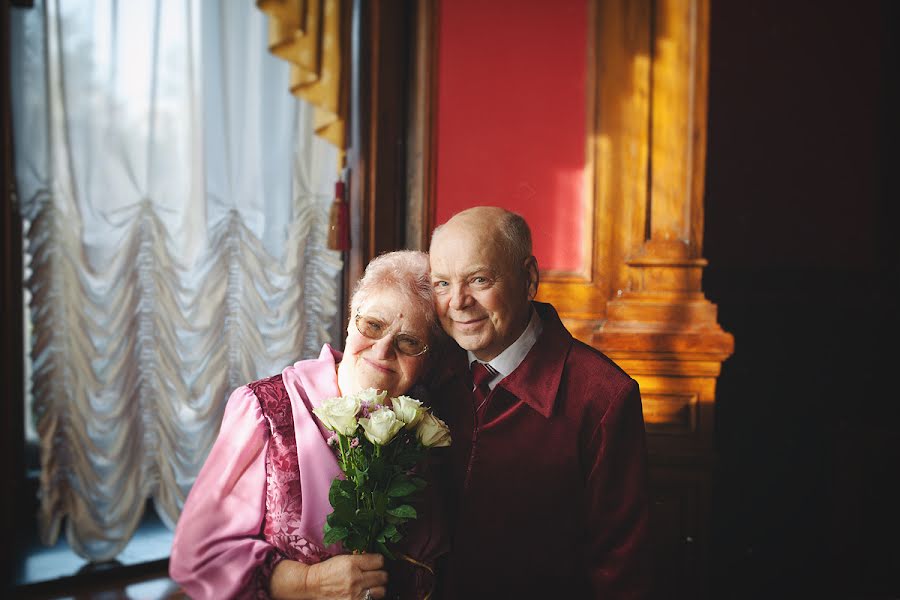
[410,476,428,490]
[330,501,354,524]
[329,478,355,506]
[380,523,398,540]
[323,526,348,545]
[386,478,418,498]
[386,504,417,519]
[328,481,342,506]
[352,464,369,485]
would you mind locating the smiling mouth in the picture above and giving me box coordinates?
[453,317,487,331]
[363,358,395,374]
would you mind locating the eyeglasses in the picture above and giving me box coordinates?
[355,314,429,357]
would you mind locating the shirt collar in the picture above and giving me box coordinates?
[467,306,543,390]
[491,302,573,418]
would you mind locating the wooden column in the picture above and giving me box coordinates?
[592,1,732,595]
[594,0,733,452]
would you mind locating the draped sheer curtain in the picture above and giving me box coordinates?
[11,0,341,561]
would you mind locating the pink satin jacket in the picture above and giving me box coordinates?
[170,345,448,599]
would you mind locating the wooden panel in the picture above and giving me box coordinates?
[642,392,698,434]
[632,371,719,458]
[648,0,709,251]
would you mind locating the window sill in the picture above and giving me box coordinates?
[14,504,178,598]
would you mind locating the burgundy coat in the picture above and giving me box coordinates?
[434,302,653,599]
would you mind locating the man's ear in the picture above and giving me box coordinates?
[524,255,539,300]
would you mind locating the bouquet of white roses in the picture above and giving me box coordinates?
[313,388,451,558]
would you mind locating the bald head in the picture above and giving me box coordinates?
[431,206,533,270]
[428,206,539,361]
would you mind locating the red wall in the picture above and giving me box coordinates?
[435,0,590,273]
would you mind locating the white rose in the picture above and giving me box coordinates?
[416,412,452,448]
[359,408,405,446]
[313,395,361,436]
[356,388,388,406]
[391,395,427,430]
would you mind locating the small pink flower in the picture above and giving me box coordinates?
[350,437,360,449]
[327,434,337,446]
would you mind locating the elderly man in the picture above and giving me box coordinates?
[429,206,652,599]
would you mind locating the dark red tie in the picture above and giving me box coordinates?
[471,361,495,421]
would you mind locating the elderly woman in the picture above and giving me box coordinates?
[170,251,448,600]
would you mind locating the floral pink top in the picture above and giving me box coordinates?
[170,346,345,599]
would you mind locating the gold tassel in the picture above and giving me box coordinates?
[327,179,349,251]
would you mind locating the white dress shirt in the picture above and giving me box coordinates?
[467,306,543,391]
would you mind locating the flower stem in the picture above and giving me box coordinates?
[338,435,349,471]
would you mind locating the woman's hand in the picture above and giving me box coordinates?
[270,553,389,600]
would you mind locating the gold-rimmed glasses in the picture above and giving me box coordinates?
[354,314,429,357]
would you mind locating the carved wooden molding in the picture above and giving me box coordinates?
[642,392,700,435]
[593,0,733,366]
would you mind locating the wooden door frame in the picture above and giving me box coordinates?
[345,0,414,290]
[2,0,26,587]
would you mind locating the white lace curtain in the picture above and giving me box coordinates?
[11,0,342,561]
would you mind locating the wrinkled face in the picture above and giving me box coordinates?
[338,288,431,398]
[429,221,537,362]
